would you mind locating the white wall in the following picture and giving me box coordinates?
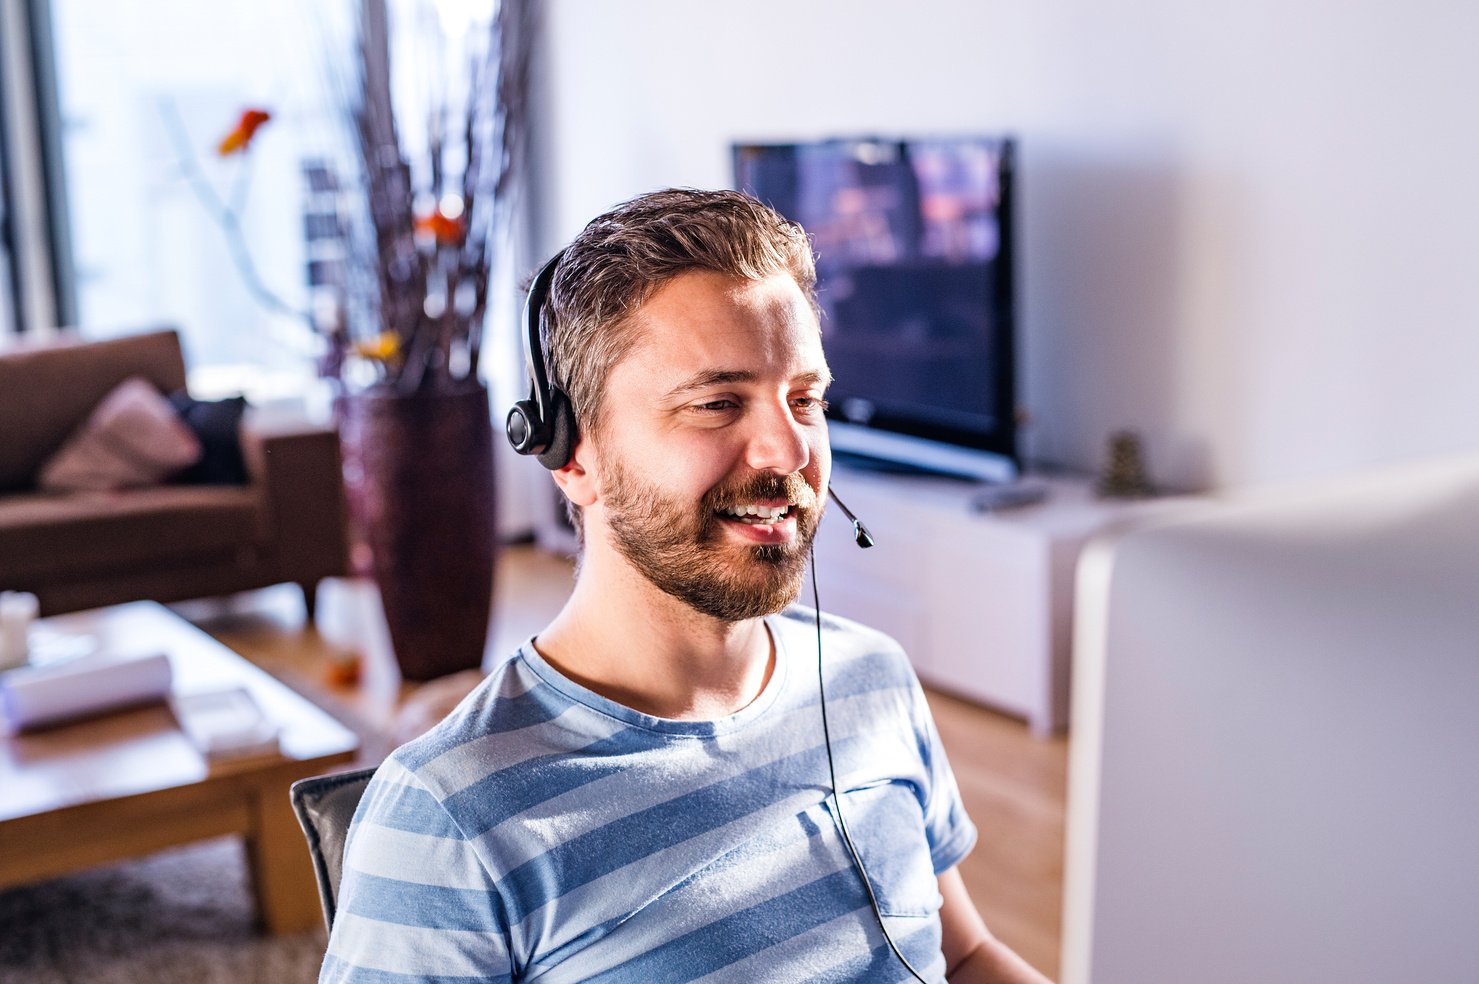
[530,0,1479,492]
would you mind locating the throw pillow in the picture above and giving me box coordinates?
[168,391,250,485]
[38,377,202,492]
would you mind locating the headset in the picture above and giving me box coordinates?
[509,251,928,983]
[505,249,577,471]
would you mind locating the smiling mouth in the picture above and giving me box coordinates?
[718,503,792,525]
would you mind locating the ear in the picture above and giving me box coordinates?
[549,438,598,508]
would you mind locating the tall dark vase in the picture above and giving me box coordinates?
[339,381,497,682]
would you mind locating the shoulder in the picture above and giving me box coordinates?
[774,605,917,691]
[382,648,577,801]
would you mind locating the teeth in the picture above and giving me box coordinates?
[723,503,790,523]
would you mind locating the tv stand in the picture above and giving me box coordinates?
[831,448,984,482]
[827,423,1019,484]
[813,464,1180,735]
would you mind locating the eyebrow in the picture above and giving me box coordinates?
[661,368,833,401]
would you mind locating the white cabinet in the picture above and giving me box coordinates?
[812,467,1164,736]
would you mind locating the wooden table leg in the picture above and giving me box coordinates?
[243,772,324,935]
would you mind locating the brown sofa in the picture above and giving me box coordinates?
[0,329,348,618]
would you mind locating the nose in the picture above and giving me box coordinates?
[744,400,811,476]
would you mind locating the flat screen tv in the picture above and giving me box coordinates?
[734,136,1018,482]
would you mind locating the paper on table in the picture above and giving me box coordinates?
[170,686,281,761]
[0,650,173,734]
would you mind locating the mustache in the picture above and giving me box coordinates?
[704,472,819,515]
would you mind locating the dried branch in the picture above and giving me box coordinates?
[333,0,532,391]
[157,98,312,326]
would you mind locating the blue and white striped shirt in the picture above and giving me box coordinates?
[322,607,976,983]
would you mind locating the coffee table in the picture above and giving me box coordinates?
[0,601,359,934]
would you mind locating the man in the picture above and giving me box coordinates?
[322,189,1051,983]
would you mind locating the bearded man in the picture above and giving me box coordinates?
[322,189,1051,984]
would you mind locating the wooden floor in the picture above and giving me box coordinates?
[181,543,1067,979]
[928,689,1067,978]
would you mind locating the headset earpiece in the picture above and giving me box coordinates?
[505,398,549,456]
[508,250,577,470]
[535,388,576,470]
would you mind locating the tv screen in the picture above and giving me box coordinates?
[734,136,1018,481]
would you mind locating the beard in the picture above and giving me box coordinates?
[599,454,822,623]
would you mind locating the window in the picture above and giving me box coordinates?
[1,148,16,336]
[49,0,351,399]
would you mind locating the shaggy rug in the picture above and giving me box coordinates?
[0,836,326,984]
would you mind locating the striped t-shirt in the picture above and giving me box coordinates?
[321,607,977,983]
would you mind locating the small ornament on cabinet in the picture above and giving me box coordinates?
[1097,429,1155,499]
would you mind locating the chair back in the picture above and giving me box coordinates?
[290,766,377,931]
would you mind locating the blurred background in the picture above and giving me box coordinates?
[6,0,1477,517]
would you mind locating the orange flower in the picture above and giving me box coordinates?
[414,209,466,245]
[217,108,272,156]
[352,330,401,363]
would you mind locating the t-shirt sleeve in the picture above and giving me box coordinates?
[908,680,979,874]
[320,759,515,983]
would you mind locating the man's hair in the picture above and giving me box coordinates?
[544,188,818,440]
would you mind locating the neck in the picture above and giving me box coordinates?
[534,540,776,720]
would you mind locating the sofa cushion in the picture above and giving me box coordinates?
[38,378,202,492]
[168,391,250,485]
[0,329,188,492]
[0,486,264,583]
